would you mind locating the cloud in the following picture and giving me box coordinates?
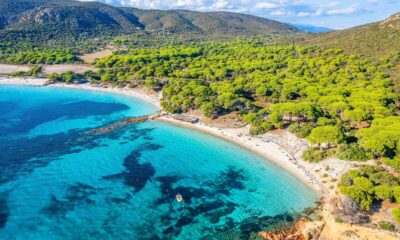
[297,11,310,17]
[326,6,358,15]
[270,10,289,16]
[255,2,280,9]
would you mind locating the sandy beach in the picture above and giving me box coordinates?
[159,116,326,193]
[0,76,48,85]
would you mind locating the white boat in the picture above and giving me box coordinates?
[176,193,183,203]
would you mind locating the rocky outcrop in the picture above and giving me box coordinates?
[259,217,325,240]
[86,112,163,134]
[381,13,400,29]
[333,196,370,225]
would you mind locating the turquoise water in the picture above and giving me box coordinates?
[0,85,318,239]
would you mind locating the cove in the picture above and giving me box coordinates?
[0,85,318,239]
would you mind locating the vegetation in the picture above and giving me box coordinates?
[336,143,369,161]
[378,221,396,232]
[359,117,400,159]
[307,126,344,147]
[303,147,333,163]
[0,0,300,47]
[11,65,42,77]
[392,208,400,224]
[48,71,99,83]
[339,166,400,211]
[0,43,79,64]
[305,13,400,58]
[91,40,399,162]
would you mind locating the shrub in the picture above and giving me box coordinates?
[288,123,314,138]
[340,185,373,211]
[383,158,400,170]
[317,117,335,126]
[391,208,400,224]
[337,143,369,161]
[374,185,393,200]
[303,147,328,163]
[378,221,396,232]
[393,186,400,203]
[252,122,273,135]
[354,177,374,194]
[335,218,344,223]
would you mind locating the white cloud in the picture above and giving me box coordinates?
[297,11,310,17]
[326,6,357,15]
[255,2,280,9]
[270,10,287,16]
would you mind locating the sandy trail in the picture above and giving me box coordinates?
[0,64,96,75]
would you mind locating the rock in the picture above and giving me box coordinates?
[301,220,325,240]
[341,197,360,215]
[258,217,325,240]
[340,230,360,239]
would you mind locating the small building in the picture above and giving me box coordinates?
[172,114,199,124]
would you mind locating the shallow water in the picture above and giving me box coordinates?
[0,85,318,239]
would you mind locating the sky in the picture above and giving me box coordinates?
[89,0,400,29]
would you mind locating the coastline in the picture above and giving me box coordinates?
[0,77,325,194]
[158,116,326,194]
[6,77,399,239]
[0,77,161,109]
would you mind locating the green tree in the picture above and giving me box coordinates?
[392,208,400,224]
[374,185,393,200]
[307,126,344,147]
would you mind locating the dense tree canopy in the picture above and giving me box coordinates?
[339,166,400,211]
[92,40,400,164]
[307,126,344,146]
[0,43,79,64]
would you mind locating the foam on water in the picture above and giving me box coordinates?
[0,85,318,239]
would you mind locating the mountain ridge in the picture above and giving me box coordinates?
[0,0,300,44]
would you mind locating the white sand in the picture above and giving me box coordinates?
[0,77,48,86]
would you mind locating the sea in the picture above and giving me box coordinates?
[0,85,318,239]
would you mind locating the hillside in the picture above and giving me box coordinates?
[0,0,300,45]
[125,8,299,36]
[0,0,143,44]
[305,12,400,58]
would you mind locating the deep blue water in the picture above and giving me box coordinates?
[0,85,319,239]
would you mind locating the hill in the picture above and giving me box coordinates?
[125,8,299,36]
[305,12,400,58]
[0,0,300,45]
[0,0,143,44]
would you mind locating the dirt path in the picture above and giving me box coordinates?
[0,64,96,75]
[80,49,113,63]
[0,64,31,74]
[42,64,96,74]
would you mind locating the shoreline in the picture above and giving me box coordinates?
[0,77,324,194]
[52,83,162,110]
[158,116,326,194]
